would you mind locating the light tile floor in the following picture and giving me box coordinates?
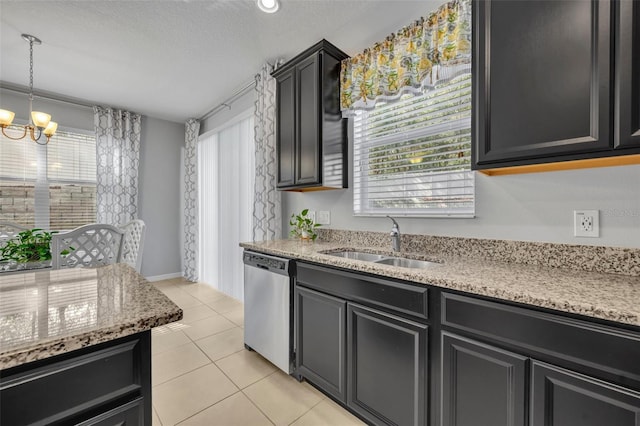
[151,278,365,426]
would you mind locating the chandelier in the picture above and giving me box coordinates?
[0,34,57,145]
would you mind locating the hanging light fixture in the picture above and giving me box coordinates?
[0,34,57,145]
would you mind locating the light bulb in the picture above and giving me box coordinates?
[43,121,58,136]
[0,109,15,126]
[31,111,51,128]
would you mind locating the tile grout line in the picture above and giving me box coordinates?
[239,372,280,426]
[173,390,245,426]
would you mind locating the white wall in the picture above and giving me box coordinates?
[282,126,640,249]
[0,88,186,276]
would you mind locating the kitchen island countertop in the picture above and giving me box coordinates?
[241,239,640,328]
[0,263,182,369]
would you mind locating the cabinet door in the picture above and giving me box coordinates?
[531,361,640,426]
[296,285,346,402]
[347,303,428,426]
[615,0,640,148]
[276,69,296,187]
[474,0,612,167]
[77,398,144,426]
[441,333,527,426]
[296,54,321,185]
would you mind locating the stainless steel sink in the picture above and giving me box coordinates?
[324,250,441,269]
[374,257,441,269]
[326,250,388,262]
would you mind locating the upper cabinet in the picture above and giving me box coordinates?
[615,0,640,148]
[273,40,348,191]
[473,0,640,173]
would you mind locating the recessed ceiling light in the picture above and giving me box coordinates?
[257,0,279,14]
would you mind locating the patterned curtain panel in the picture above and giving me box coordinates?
[252,63,282,242]
[340,0,472,115]
[183,118,200,282]
[94,106,141,225]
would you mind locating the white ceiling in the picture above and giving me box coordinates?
[0,0,438,123]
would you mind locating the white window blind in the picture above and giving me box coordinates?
[0,125,96,230]
[353,74,474,217]
[198,113,254,302]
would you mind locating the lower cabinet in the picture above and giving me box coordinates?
[441,333,527,426]
[0,331,151,426]
[531,362,640,426]
[296,285,346,402]
[78,398,144,426]
[294,262,640,426]
[347,304,428,426]
[295,263,429,426]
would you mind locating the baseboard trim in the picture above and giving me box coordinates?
[145,272,182,282]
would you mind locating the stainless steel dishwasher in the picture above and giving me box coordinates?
[243,251,294,374]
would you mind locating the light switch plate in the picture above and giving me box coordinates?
[317,210,331,225]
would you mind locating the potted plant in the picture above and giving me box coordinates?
[289,209,321,241]
[0,228,55,270]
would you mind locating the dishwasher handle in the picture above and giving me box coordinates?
[243,251,292,276]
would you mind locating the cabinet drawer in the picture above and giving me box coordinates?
[1,337,144,425]
[441,292,640,387]
[297,263,429,320]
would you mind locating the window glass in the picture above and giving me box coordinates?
[0,126,96,230]
[353,74,474,217]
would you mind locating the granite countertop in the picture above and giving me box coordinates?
[241,239,640,328]
[0,263,183,369]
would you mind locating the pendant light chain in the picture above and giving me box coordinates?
[28,38,34,123]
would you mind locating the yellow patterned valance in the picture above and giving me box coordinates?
[340,0,471,115]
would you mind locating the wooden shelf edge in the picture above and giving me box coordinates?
[478,154,640,176]
[281,186,345,193]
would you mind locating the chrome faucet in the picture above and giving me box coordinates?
[386,216,401,252]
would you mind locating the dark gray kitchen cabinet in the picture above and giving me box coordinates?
[441,291,640,426]
[530,361,640,426]
[272,39,348,190]
[347,303,428,426]
[295,285,347,402]
[78,398,144,426]
[473,0,640,171]
[275,68,296,186]
[1,331,151,426]
[615,0,640,148]
[295,262,430,426]
[441,333,527,426]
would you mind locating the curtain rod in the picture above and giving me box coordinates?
[0,81,95,109]
[198,79,256,121]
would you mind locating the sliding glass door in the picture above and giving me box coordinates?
[198,111,254,301]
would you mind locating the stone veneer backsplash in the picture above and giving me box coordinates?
[317,228,640,277]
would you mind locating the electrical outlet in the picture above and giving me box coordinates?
[308,211,316,223]
[574,210,599,237]
[317,210,331,225]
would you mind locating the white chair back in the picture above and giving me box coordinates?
[0,222,28,248]
[51,224,125,269]
[120,219,146,272]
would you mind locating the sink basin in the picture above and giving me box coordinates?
[374,257,441,269]
[324,250,441,269]
[326,250,388,262]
